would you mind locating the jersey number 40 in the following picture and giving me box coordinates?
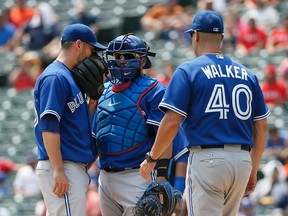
[205,84,252,120]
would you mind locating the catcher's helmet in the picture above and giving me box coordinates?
[106,33,155,85]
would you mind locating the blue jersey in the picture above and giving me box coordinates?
[159,54,270,148]
[92,75,190,170]
[91,107,189,164]
[34,60,95,163]
[92,76,167,169]
[96,77,159,155]
[172,126,189,163]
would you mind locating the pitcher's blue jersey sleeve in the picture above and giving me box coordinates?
[159,54,270,147]
[159,67,191,118]
[172,126,189,163]
[140,80,167,135]
[34,61,95,163]
[38,75,68,121]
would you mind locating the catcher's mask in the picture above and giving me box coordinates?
[106,33,156,87]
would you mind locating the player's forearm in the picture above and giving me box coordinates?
[174,162,187,193]
[150,110,182,160]
[175,162,187,177]
[88,98,98,117]
[42,131,64,173]
[250,119,268,173]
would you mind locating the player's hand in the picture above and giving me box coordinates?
[140,160,156,182]
[53,171,69,196]
[244,171,257,196]
[173,200,182,215]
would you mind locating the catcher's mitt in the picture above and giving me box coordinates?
[72,52,109,100]
[133,181,182,216]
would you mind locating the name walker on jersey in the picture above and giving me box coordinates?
[201,64,248,81]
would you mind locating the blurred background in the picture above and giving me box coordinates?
[1,0,288,215]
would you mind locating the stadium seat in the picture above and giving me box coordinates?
[96,14,123,43]
[118,2,148,33]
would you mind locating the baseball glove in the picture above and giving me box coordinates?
[133,181,182,216]
[72,52,109,100]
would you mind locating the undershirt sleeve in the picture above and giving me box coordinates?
[41,114,60,133]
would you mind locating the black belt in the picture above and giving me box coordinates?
[104,166,140,172]
[200,144,251,152]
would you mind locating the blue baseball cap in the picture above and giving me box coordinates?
[185,10,224,34]
[61,24,107,50]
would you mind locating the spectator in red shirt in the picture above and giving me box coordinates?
[236,18,267,55]
[279,57,288,98]
[241,0,280,32]
[0,158,16,173]
[261,64,287,108]
[266,15,288,54]
[8,51,43,92]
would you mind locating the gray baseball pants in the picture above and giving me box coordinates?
[186,144,252,216]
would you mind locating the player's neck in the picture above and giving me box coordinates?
[57,51,77,70]
[198,42,222,56]
[204,48,222,55]
[205,52,222,55]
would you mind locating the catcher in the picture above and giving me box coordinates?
[34,23,108,216]
[91,33,188,216]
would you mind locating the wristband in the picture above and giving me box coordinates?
[145,152,158,162]
[156,158,175,181]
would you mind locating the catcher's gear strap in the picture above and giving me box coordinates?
[156,158,175,181]
[96,76,158,155]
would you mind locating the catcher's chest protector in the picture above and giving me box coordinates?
[96,76,157,155]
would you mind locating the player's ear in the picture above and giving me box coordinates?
[194,31,200,42]
[140,56,147,68]
[75,40,82,50]
[221,33,224,42]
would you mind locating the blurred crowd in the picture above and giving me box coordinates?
[1,0,288,215]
